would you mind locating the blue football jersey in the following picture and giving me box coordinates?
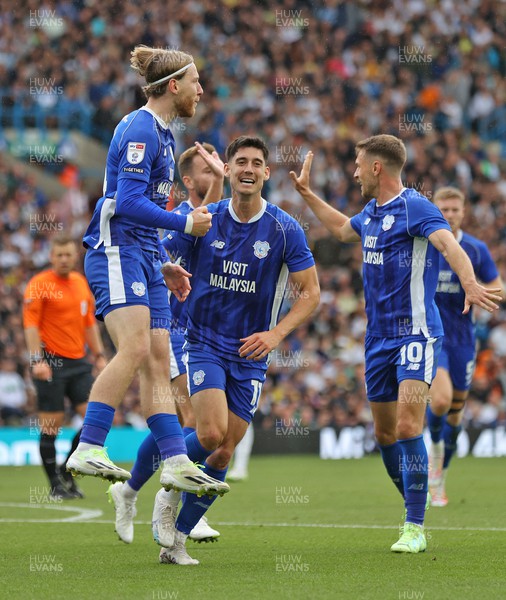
[161,198,315,365]
[83,107,186,252]
[350,188,451,338]
[163,200,195,334]
[435,230,498,346]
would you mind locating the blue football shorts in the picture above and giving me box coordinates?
[364,334,443,402]
[186,345,266,423]
[85,245,171,328]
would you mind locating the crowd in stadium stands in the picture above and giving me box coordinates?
[1,0,505,432]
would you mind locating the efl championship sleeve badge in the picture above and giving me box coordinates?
[127,142,146,164]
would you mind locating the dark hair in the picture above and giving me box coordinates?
[225,136,269,162]
[355,134,406,171]
[178,142,216,178]
[130,45,194,99]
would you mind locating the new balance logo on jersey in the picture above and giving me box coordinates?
[406,363,420,371]
[211,240,226,249]
[364,217,371,225]
[408,483,424,491]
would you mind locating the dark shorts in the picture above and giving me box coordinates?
[34,355,93,413]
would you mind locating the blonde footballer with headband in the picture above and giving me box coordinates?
[67,45,229,519]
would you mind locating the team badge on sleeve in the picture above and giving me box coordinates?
[382,215,395,231]
[127,142,146,164]
[253,240,270,259]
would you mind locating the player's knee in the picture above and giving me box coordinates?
[429,393,451,415]
[198,428,225,451]
[396,419,421,440]
[374,427,397,446]
[121,337,150,366]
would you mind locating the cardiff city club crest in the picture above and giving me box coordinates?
[382,215,395,231]
[193,370,205,386]
[253,240,270,259]
[131,282,146,297]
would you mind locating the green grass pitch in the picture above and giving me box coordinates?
[1,455,505,600]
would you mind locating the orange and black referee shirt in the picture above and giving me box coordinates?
[23,270,96,359]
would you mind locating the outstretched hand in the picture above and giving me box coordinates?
[195,141,225,178]
[289,151,314,194]
[463,284,503,314]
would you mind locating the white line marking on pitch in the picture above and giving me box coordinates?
[0,502,102,523]
[1,507,504,532]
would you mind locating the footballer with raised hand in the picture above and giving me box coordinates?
[427,186,504,506]
[290,134,502,553]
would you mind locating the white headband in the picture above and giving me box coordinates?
[147,62,194,88]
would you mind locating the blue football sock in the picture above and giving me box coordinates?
[128,432,161,492]
[442,423,462,469]
[379,442,404,498]
[147,414,186,460]
[182,426,195,438]
[399,435,428,526]
[426,406,445,443]
[184,431,213,463]
[80,402,115,446]
[176,463,227,535]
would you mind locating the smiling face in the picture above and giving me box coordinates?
[225,146,270,198]
[353,149,378,201]
[172,64,203,118]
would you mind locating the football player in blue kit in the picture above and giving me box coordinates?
[290,135,502,553]
[108,142,226,545]
[427,186,503,506]
[156,136,320,564]
[66,45,228,500]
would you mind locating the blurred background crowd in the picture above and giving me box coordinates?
[1,0,505,433]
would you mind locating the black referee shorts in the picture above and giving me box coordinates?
[34,355,94,413]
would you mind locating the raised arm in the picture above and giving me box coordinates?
[429,228,503,313]
[289,151,360,243]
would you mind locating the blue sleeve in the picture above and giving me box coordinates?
[405,197,451,238]
[350,212,363,237]
[476,241,499,283]
[161,230,195,269]
[284,221,315,273]
[113,127,186,231]
[115,178,188,231]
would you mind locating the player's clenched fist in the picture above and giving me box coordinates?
[189,206,212,236]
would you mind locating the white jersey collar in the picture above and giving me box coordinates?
[376,187,407,208]
[228,198,267,223]
[456,229,463,243]
[140,106,169,130]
